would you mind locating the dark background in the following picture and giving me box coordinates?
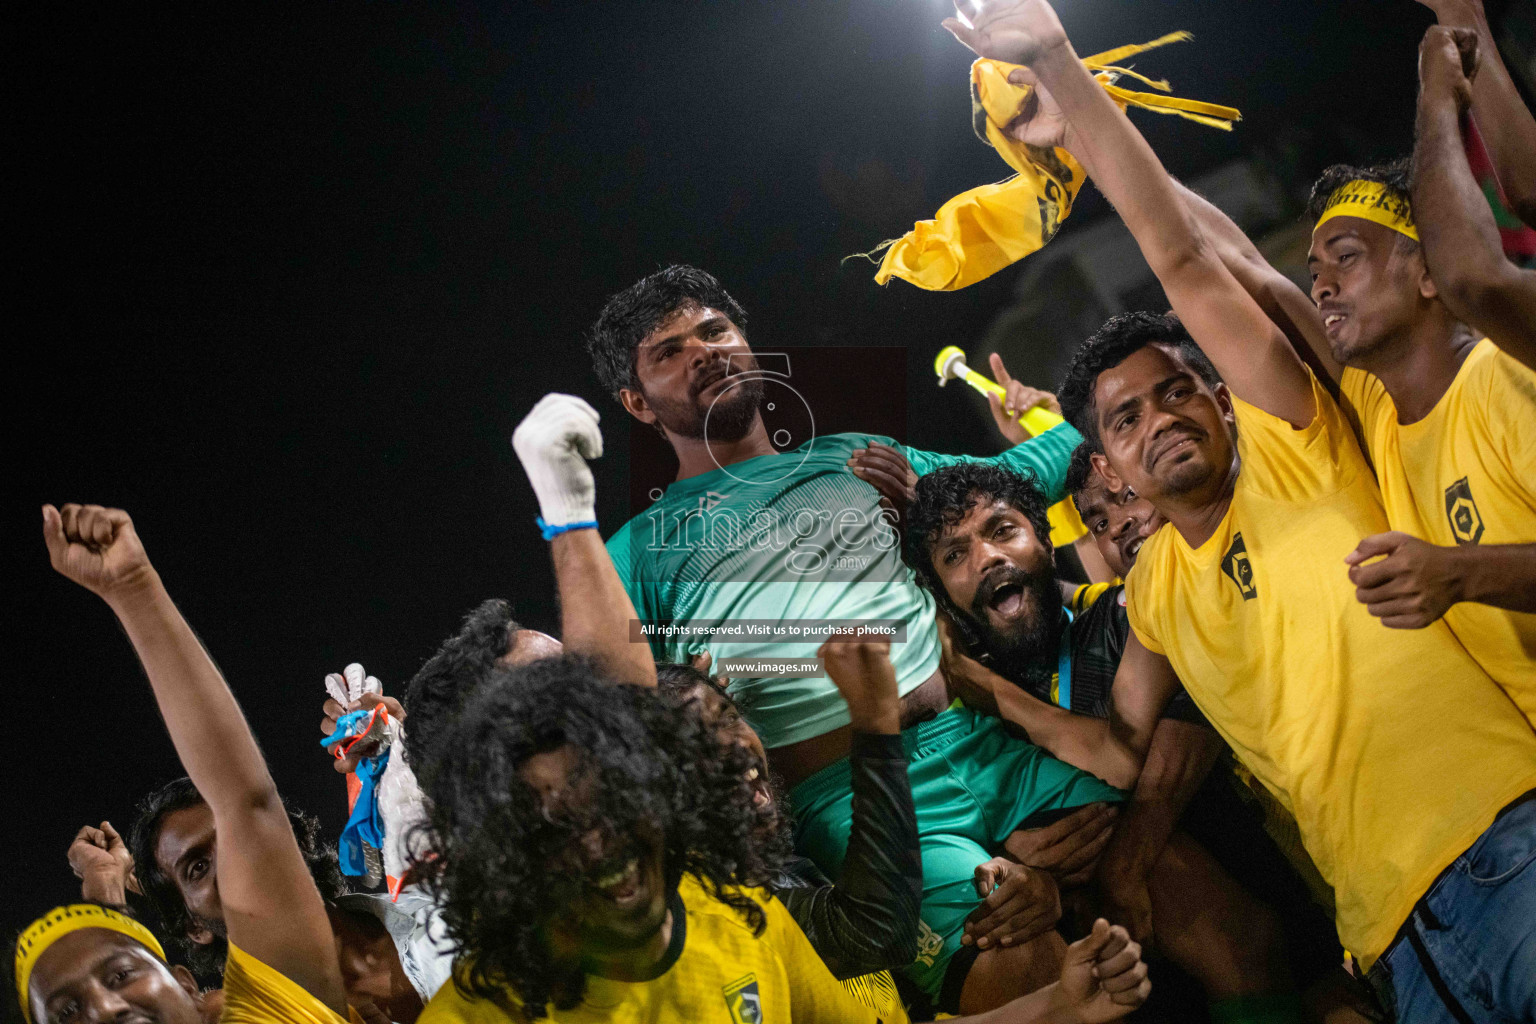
[10,0,1507,939]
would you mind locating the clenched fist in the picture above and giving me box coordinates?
[512,393,604,531]
[42,504,157,602]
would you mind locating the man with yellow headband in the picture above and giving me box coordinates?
[35,503,358,1024]
[1304,157,1536,726]
[14,903,212,1024]
[939,3,1536,1023]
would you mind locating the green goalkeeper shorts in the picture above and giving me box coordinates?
[789,704,1125,1002]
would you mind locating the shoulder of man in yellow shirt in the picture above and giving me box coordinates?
[220,942,360,1024]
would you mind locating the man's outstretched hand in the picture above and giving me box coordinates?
[43,504,158,602]
[1053,918,1151,1023]
[942,0,1069,69]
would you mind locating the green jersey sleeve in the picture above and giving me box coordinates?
[902,421,1083,504]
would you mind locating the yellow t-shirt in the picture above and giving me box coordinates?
[221,942,356,1024]
[417,874,907,1024]
[1123,372,1536,967]
[1340,340,1536,722]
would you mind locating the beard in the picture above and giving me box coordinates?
[646,370,764,443]
[961,562,1063,684]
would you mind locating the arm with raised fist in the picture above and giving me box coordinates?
[1416,0,1536,228]
[1412,23,1536,370]
[42,504,346,1014]
[513,393,656,688]
[777,638,922,978]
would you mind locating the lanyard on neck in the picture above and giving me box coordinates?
[1054,608,1075,711]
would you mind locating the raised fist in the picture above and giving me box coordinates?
[512,393,603,530]
[42,504,156,601]
[818,635,900,734]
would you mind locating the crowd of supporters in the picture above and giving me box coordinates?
[15,2,1536,1023]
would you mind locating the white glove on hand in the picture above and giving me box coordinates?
[512,392,603,530]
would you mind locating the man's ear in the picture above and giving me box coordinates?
[1417,257,1439,300]
[171,964,201,1001]
[1212,382,1237,425]
[619,387,657,426]
[1090,452,1125,492]
[186,923,216,946]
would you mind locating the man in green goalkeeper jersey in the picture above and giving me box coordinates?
[584,265,1124,1014]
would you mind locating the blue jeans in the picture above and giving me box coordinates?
[1367,792,1536,1023]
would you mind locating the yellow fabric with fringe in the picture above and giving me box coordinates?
[872,33,1240,291]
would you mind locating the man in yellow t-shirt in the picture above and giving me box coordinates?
[1295,162,1536,723]
[943,4,1536,1022]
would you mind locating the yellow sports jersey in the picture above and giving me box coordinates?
[417,874,906,1024]
[1123,372,1536,967]
[1340,340,1536,722]
[1069,580,1119,615]
[220,942,356,1024]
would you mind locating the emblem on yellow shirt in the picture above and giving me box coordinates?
[1221,533,1258,600]
[1443,477,1485,544]
[723,974,763,1023]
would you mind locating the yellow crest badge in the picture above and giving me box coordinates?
[1444,477,1485,544]
[723,974,763,1024]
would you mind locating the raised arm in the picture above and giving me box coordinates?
[1418,0,1536,227]
[42,504,345,1012]
[945,0,1315,427]
[1173,183,1343,386]
[512,393,656,687]
[784,638,923,978]
[1413,25,1536,370]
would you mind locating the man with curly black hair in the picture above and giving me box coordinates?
[903,462,1364,1020]
[402,599,561,788]
[413,656,858,1021]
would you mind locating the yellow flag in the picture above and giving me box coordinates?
[872,34,1240,291]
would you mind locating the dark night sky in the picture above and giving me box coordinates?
[11,0,1453,938]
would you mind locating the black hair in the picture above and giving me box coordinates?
[1305,157,1413,223]
[1057,311,1223,447]
[403,599,521,787]
[587,265,749,400]
[416,656,785,1019]
[1065,441,1099,499]
[903,463,1053,617]
[654,661,732,703]
[126,778,346,978]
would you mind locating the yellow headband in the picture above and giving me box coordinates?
[1314,179,1418,241]
[14,905,167,1024]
